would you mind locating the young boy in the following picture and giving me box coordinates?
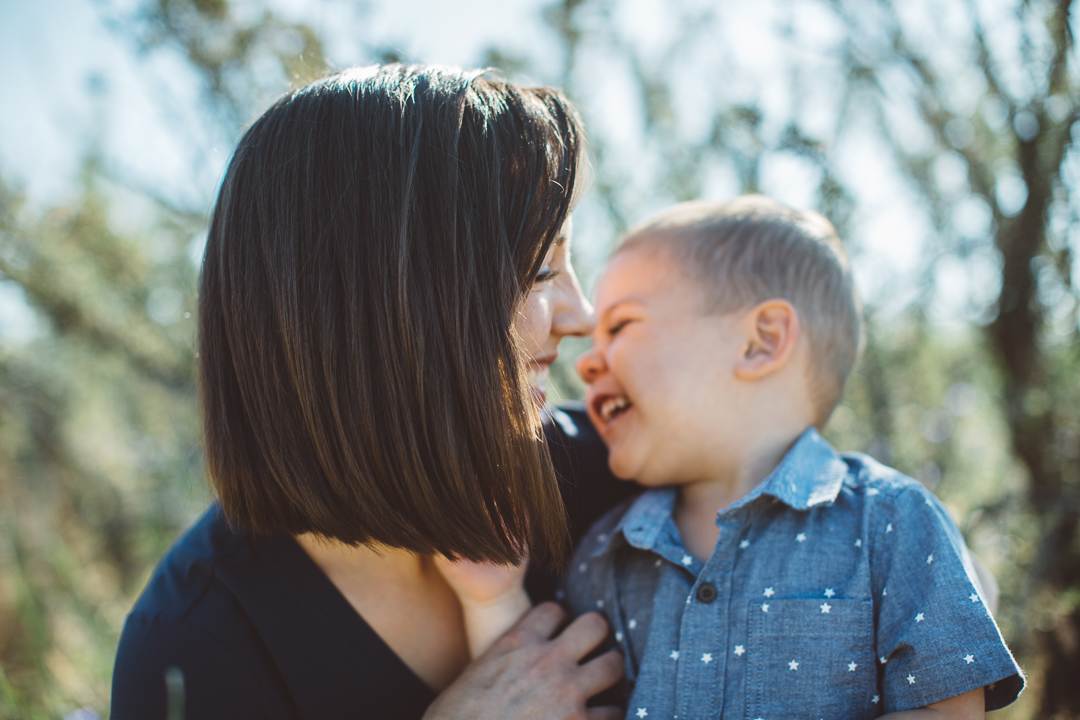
[439,196,1022,719]
[563,196,1022,719]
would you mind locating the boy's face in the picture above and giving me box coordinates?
[576,245,748,487]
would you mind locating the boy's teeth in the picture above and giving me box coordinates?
[599,396,630,423]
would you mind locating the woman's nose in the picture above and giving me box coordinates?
[575,346,605,384]
[552,278,595,339]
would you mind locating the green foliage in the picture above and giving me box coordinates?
[2,0,1080,716]
[0,1,332,713]
[0,167,206,717]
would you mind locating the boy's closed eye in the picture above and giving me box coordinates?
[607,318,633,336]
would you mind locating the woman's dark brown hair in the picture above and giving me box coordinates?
[198,64,582,566]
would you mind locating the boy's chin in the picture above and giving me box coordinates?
[606,449,647,482]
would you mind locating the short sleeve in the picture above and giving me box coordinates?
[110,612,294,720]
[869,483,1024,713]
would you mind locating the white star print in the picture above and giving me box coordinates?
[681,555,693,566]
[824,588,835,598]
[740,539,750,549]
[578,562,587,572]
[734,645,746,656]
[854,538,862,547]
[886,523,893,533]
[764,587,775,597]
[670,650,679,660]
[636,708,648,718]
[820,602,832,614]
[848,661,857,672]
[872,695,880,705]
[596,599,604,608]
[761,603,770,613]
[907,674,916,684]
[915,612,925,622]
[970,593,980,603]
[701,653,713,664]
[597,534,608,543]
[555,589,564,600]
[628,618,637,629]
[964,654,975,664]
[883,587,888,596]
[615,632,623,642]
[880,656,888,664]
[796,533,807,543]
[927,554,934,564]
[788,660,799,671]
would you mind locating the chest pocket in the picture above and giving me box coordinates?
[746,598,877,720]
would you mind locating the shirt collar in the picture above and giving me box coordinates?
[592,428,847,557]
[754,427,849,511]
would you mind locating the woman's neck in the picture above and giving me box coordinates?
[294,535,470,691]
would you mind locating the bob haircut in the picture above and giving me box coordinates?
[199,64,583,566]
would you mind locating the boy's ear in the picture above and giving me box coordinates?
[733,300,801,381]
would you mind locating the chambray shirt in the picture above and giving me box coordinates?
[563,429,1023,720]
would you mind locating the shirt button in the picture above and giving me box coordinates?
[696,582,718,604]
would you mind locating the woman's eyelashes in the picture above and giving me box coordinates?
[607,318,631,336]
[534,266,560,284]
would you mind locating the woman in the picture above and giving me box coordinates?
[110,65,631,719]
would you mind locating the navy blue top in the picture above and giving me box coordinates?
[110,404,638,720]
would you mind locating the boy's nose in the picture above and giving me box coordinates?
[575,346,606,384]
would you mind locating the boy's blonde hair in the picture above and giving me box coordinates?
[618,196,863,423]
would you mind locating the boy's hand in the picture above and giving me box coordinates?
[434,554,528,607]
[435,554,533,658]
[880,687,985,720]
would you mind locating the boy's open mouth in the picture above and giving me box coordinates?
[595,394,632,425]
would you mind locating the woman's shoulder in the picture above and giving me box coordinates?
[528,403,641,603]
[542,402,602,446]
[542,402,641,540]
[112,503,437,720]
[126,504,246,620]
[112,505,298,719]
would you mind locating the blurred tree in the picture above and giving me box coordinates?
[2,0,1078,716]
[529,0,1079,715]
[828,2,1080,713]
[0,2,329,715]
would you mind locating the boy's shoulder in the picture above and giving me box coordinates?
[837,451,937,500]
[835,451,960,528]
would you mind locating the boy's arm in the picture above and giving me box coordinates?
[868,483,1023,713]
[881,687,984,720]
[435,556,532,658]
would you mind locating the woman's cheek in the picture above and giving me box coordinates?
[515,292,552,360]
